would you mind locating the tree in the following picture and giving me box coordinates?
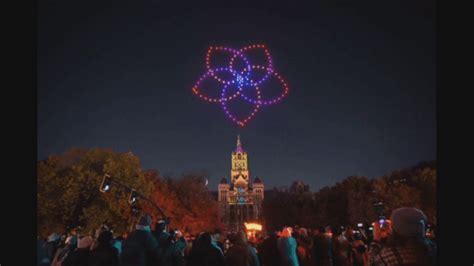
[262,189,291,231]
[372,162,436,223]
[263,182,316,230]
[37,148,153,237]
[415,167,436,224]
[344,176,377,224]
[289,180,310,194]
[262,162,436,229]
[142,171,222,234]
[171,174,222,233]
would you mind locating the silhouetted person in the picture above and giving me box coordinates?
[257,231,280,266]
[225,231,260,266]
[45,233,61,263]
[160,230,186,266]
[63,236,93,266]
[89,230,119,266]
[154,219,170,249]
[313,227,333,266]
[187,232,226,266]
[278,227,299,266]
[331,226,350,266]
[120,214,162,266]
[38,236,49,266]
[296,228,314,266]
[211,229,225,255]
[349,233,367,266]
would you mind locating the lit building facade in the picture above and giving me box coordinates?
[218,135,264,232]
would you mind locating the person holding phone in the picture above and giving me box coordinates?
[368,207,435,265]
[350,233,368,266]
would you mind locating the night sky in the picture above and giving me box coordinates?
[38,1,435,191]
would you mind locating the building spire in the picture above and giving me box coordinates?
[236,134,244,153]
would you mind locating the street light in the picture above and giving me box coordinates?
[129,189,138,204]
[100,174,112,192]
[99,173,169,227]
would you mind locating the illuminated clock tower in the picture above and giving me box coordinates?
[231,135,249,189]
[218,135,264,232]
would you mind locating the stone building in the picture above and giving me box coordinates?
[218,135,264,232]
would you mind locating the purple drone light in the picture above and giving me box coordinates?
[191,44,289,127]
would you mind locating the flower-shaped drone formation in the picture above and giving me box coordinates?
[191,44,289,127]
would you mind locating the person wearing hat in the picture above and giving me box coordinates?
[120,213,163,266]
[368,207,436,265]
[62,236,94,266]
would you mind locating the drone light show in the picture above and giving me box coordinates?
[192,44,289,127]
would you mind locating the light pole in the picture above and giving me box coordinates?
[99,174,169,229]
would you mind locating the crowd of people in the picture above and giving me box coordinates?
[38,207,436,266]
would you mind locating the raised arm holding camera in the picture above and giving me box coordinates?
[368,207,436,266]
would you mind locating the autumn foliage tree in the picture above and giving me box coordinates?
[263,162,436,230]
[38,148,434,237]
[37,148,153,237]
[143,171,222,234]
[262,181,314,231]
[38,148,222,237]
[373,162,436,224]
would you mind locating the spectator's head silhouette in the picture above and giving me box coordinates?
[155,219,167,232]
[196,232,212,249]
[390,207,427,238]
[298,227,308,237]
[138,214,152,226]
[97,230,114,246]
[234,231,248,244]
[268,231,277,239]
